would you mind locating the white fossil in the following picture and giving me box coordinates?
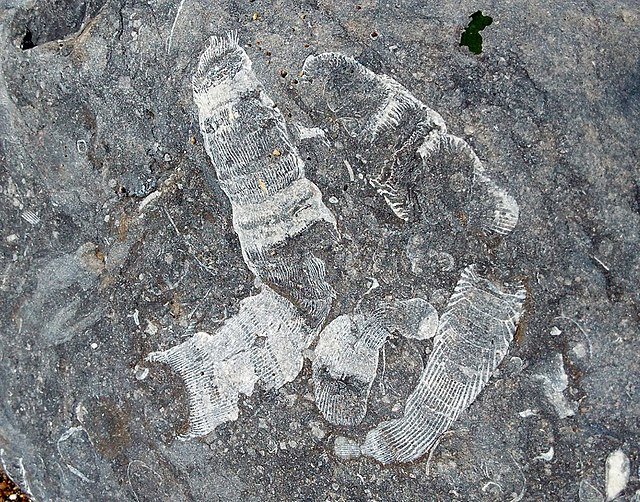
[147,32,337,439]
[313,299,438,426]
[302,53,524,463]
[606,449,630,501]
[335,266,526,464]
[302,52,519,234]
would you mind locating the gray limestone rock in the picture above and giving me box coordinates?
[1,0,638,500]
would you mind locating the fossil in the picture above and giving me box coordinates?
[334,265,526,464]
[147,35,525,462]
[313,299,438,426]
[301,52,447,145]
[147,32,337,439]
[147,290,311,438]
[302,52,519,234]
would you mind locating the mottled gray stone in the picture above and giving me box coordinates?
[0,0,638,500]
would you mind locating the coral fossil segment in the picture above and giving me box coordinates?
[302,52,519,233]
[148,32,336,439]
[313,300,439,427]
[335,266,526,464]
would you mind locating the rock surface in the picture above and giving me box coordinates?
[0,0,638,500]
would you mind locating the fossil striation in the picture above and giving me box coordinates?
[192,32,337,325]
[304,54,524,455]
[147,32,338,439]
[302,52,519,233]
[147,290,311,438]
[147,37,525,458]
[416,133,519,236]
[335,265,526,464]
[301,52,447,145]
[313,299,438,426]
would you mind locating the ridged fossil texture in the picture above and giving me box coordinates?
[147,32,337,439]
[312,299,439,427]
[146,34,527,464]
[302,52,519,232]
[300,52,526,463]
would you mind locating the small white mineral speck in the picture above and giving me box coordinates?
[606,449,630,501]
[571,342,587,359]
[144,320,158,336]
[550,326,562,336]
[134,364,149,381]
[309,421,326,439]
[75,402,88,423]
[533,446,554,462]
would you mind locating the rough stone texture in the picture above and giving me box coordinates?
[0,0,638,500]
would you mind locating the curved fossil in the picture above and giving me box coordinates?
[302,52,519,233]
[147,33,337,439]
[313,299,438,426]
[146,36,526,461]
[334,265,526,464]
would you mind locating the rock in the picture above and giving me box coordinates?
[606,449,631,501]
[0,0,638,500]
[580,480,604,502]
[532,352,578,419]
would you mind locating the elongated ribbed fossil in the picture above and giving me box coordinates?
[334,266,526,463]
[147,32,337,439]
[302,52,519,233]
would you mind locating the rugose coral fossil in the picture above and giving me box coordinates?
[147,35,526,466]
[147,32,337,439]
